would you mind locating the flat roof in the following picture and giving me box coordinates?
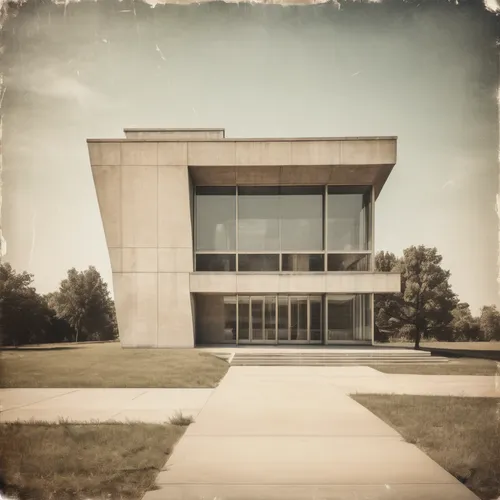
[88,136,398,143]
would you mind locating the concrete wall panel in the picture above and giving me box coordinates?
[88,142,121,166]
[158,248,193,273]
[108,248,122,273]
[122,248,158,273]
[158,273,194,347]
[122,166,158,248]
[236,166,280,185]
[158,166,193,249]
[91,165,122,248]
[121,142,158,166]
[341,139,397,165]
[113,272,158,347]
[158,142,188,166]
[291,141,341,165]
[235,141,291,166]
[187,142,236,166]
[190,272,401,294]
[190,273,237,292]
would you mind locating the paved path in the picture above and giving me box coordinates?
[0,367,498,423]
[0,388,213,423]
[145,366,480,499]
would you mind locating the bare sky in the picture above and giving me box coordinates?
[2,0,499,314]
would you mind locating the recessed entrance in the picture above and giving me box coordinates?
[195,293,372,345]
[238,295,321,344]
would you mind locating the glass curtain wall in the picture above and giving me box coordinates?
[326,187,372,271]
[326,294,372,342]
[195,294,325,344]
[195,185,372,271]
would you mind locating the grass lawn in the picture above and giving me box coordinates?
[0,342,229,388]
[371,357,499,376]
[0,421,187,500]
[352,394,500,500]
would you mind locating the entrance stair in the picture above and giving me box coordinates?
[227,349,448,366]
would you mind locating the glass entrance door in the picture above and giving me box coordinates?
[246,296,277,343]
[237,295,322,344]
[290,296,308,341]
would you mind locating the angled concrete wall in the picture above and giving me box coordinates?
[89,140,195,348]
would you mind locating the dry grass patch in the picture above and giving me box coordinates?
[0,421,186,500]
[352,394,500,500]
[372,358,499,376]
[0,342,228,388]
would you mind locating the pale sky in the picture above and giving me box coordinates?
[2,0,499,315]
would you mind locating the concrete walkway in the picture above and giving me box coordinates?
[1,368,499,423]
[145,366,480,499]
[0,388,213,423]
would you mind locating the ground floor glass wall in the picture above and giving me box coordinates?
[195,294,372,344]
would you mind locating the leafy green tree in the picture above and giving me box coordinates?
[49,266,118,342]
[0,263,54,346]
[375,246,457,349]
[450,302,480,341]
[479,305,500,341]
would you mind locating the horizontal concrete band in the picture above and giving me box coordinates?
[88,138,397,167]
[189,272,401,294]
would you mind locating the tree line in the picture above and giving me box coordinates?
[1,244,499,348]
[374,245,500,347]
[0,263,118,346]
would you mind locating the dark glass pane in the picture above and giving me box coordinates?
[327,186,371,251]
[238,296,250,341]
[327,295,354,341]
[327,253,370,271]
[264,296,276,341]
[280,189,323,251]
[196,254,236,272]
[238,188,280,251]
[195,295,237,344]
[238,254,279,272]
[196,188,236,251]
[277,296,289,341]
[290,297,308,341]
[282,254,324,272]
[310,296,322,342]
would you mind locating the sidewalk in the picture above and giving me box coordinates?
[146,366,480,499]
[0,367,498,423]
[0,388,213,423]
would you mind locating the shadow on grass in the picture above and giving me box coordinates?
[0,346,79,352]
[422,347,500,362]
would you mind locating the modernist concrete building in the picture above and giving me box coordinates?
[88,128,400,348]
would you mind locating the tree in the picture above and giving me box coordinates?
[374,251,401,342]
[0,263,53,346]
[49,266,118,342]
[479,305,500,341]
[375,246,458,349]
[450,302,480,341]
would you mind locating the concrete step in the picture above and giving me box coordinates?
[230,353,432,359]
[231,356,449,366]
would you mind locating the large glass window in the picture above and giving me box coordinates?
[327,186,371,252]
[194,185,373,272]
[196,187,236,251]
[326,294,372,342]
[280,187,323,251]
[238,187,280,251]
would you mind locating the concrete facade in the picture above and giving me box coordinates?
[88,129,400,348]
